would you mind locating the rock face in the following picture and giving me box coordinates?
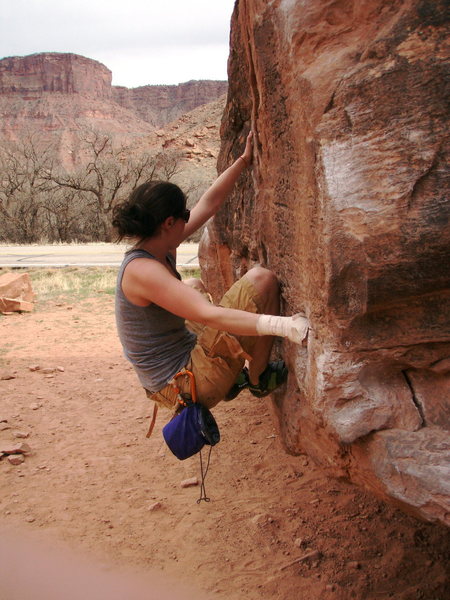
[0,53,112,98]
[200,0,450,524]
[113,81,228,127]
[0,53,150,164]
[0,53,227,150]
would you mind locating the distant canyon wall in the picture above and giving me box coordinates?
[0,53,112,98]
[200,0,450,525]
[0,53,227,142]
[113,81,228,128]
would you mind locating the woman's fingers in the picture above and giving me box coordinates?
[243,131,254,162]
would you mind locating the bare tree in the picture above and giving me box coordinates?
[0,134,56,242]
[0,129,184,243]
[155,149,184,181]
[42,130,182,241]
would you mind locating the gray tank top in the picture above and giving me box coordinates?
[115,249,197,393]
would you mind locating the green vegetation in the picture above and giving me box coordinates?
[0,265,201,308]
[25,267,119,304]
[179,267,201,279]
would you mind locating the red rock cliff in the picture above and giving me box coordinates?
[113,81,228,127]
[0,53,227,126]
[0,53,112,98]
[200,0,450,524]
[0,53,227,167]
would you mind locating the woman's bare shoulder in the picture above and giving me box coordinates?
[125,255,167,279]
[122,256,175,306]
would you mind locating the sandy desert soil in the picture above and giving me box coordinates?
[1,291,449,600]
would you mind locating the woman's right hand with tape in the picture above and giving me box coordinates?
[256,313,309,345]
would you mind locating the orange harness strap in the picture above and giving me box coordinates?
[146,403,159,438]
[170,368,197,406]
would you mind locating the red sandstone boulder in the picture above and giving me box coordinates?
[200,0,449,524]
[0,272,34,313]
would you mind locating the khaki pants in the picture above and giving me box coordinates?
[146,275,264,410]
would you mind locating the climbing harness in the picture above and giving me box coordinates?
[152,368,220,503]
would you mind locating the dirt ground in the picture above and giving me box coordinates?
[1,293,449,600]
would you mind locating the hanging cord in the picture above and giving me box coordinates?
[197,445,213,503]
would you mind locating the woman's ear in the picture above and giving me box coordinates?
[161,216,176,231]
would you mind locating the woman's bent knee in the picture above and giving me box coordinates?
[245,266,279,294]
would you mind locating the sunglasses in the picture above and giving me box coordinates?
[179,208,190,223]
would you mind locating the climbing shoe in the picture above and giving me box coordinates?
[248,360,288,398]
[225,368,250,400]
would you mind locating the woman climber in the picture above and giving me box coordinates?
[112,131,308,413]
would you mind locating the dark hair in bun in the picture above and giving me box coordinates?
[112,180,186,242]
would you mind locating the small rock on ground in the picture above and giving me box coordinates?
[8,454,25,465]
[180,477,199,488]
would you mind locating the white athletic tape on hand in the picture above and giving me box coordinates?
[256,314,309,345]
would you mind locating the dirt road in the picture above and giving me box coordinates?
[0,243,199,268]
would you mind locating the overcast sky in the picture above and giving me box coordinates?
[0,0,236,88]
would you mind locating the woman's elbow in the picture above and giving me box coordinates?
[192,305,221,329]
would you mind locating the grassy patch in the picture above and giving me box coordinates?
[178,267,201,279]
[32,267,118,303]
[0,265,201,307]
[22,267,119,305]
